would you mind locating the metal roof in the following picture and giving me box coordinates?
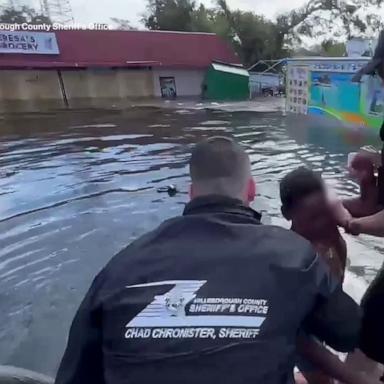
[212,62,249,76]
[286,56,371,61]
[0,29,241,69]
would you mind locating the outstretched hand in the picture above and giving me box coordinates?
[344,210,384,238]
[329,200,362,236]
[346,219,362,236]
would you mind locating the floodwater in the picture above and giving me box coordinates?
[0,104,383,376]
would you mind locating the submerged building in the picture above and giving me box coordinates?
[0,29,243,110]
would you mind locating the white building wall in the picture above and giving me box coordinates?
[153,69,205,97]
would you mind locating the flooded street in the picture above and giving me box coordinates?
[0,105,383,376]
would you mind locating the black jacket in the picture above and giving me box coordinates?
[56,195,361,384]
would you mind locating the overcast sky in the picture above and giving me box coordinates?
[68,0,308,27]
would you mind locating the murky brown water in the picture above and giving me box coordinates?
[0,105,383,376]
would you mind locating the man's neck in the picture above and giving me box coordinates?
[291,223,317,244]
[184,194,262,222]
[292,223,339,247]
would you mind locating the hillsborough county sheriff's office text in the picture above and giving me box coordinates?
[0,23,110,32]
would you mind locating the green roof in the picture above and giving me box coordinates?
[212,63,249,77]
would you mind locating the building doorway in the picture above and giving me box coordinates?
[160,77,177,98]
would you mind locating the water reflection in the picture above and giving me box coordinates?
[0,107,382,375]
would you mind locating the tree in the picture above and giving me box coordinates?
[278,0,384,45]
[215,1,287,65]
[141,0,235,51]
[142,0,196,31]
[141,0,288,66]
[293,40,346,57]
[228,12,282,65]
[0,6,51,24]
[141,0,384,67]
[321,40,346,56]
[217,0,384,64]
[189,4,215,33]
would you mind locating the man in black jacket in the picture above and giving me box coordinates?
[56,137,361,384]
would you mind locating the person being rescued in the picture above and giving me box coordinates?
[332,150,383,236]
[280,167,380,384]
[332,149,384,380]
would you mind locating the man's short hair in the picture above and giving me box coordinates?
[280,167,324,211]
[190,136,251,197]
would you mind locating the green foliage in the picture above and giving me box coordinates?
[141,0,384,66]
[0,6,51,24]
[230,12,284,65]
[189,4,214,32]
[294,40,346,57]
[321,40,346,57]
[143,0,196,31]
[281,0,384,43]
[141,0,287,65]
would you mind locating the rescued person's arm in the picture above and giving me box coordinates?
[304,255,361,352]
[340,150,382,219]
[333,181,381,231]
[342,177,381,218]
[55,273,105,384]
[297,336,381,384]
[348,209,384,237]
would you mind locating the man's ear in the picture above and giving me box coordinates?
[281,205,290,220]
[247,178,256,203]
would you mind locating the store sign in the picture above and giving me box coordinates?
[311,61,367,73]
[0,31,59,55]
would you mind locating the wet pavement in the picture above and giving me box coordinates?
[0,104,383,376]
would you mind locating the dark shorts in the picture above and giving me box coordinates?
[359,267,384,364]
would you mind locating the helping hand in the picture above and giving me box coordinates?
[344,219,361,236]
[330,199,353,229]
